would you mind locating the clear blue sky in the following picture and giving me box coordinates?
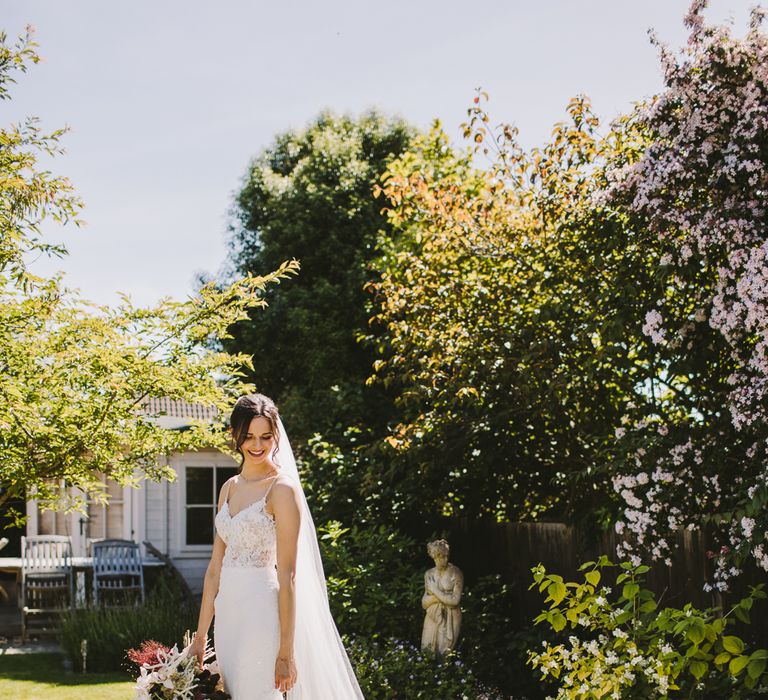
[2,1,752,306]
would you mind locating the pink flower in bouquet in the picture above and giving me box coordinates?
[127,640,173,668]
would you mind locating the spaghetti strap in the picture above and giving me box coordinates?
[263,474,280,501]
[222,479,232,507]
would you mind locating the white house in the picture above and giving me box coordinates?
[24,398,237,595]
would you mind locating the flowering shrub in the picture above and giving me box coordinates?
[127,634,228,700]
[527,556,768,698]
[345,633,506,699]
[599,1,768,590]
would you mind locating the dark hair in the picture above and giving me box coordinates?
[229,393,281,472]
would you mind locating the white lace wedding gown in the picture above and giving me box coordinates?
[214,476,283,699]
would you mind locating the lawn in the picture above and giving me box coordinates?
[0,652,134,699]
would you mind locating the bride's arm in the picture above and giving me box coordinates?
[272,478,302,658]
[194,482,229,649]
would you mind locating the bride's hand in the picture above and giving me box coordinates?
[186,632,207,670]
[275,654,297,693]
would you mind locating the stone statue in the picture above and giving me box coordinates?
[420,538,463,655]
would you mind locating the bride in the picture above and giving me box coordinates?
[188,393,365,698]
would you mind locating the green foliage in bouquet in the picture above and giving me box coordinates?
[527,556,768,698]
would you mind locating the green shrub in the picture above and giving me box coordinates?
[58,571,198,674]
[345,633,506,699]
[527,556,768,699]
[322,523,545,697]
[460,573,548,699]
[319,519,423,640]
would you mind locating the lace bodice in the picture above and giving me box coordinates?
[215,478,278,569]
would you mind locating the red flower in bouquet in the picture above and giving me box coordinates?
[127,640,173,668]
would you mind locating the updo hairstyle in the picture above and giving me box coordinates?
[229,393,282,472]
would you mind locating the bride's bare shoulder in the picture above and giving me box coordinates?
[266,473,301,513]
[274,471,299,492]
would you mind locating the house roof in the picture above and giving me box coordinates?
[139,397,220,430]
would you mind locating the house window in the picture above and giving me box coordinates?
[37,478,72,537]
[86,472,125,541]
[185,466,238,545]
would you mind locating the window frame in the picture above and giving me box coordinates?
[85,471,127,542]
[177,454,238,554]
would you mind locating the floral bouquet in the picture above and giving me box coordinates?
[127,630,230,700]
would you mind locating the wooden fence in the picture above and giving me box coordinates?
[436,517,768,644]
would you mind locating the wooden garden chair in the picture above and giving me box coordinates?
[92,539,145,607]
[20,535,74,643]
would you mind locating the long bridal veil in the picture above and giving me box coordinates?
[273,415,365,699]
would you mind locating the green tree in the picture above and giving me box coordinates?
[364,94,665,531]
[0,28,298,521]
[366,4,768,595]
[222,111,416,446]
[0,26,80,291]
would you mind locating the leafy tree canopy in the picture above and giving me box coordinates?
[0,28,298,522]
[364,3,768,593]
[222,110,416,446]
[364,102,657,529]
